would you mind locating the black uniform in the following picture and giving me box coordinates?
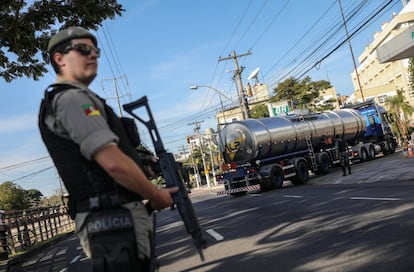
[38,82,151,272]
[335,136,351,176]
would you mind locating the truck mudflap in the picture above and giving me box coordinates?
[217,184,261,195]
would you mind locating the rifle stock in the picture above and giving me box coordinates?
[123,96,207,261]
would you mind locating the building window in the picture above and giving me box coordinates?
[378,94,388,103]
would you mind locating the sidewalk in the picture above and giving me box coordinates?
[0,231,74,272]
[189,184,223,195]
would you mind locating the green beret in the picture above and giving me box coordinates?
[48,26,97,52]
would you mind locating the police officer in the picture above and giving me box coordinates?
[335,134,351,176]
[38,26,177,271]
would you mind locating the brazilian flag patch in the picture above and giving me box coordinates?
[82,104,101,116]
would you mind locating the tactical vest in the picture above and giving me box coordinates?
[38,84,143,214]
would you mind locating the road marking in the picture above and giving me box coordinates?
[206,228,224,241]
[283,195,304,198]
[350,197,400,201]
[59,268,67,272]
[70,255,81,264]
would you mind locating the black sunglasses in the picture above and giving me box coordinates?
[63,43,100,57]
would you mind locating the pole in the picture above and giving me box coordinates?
[207,136,217,186]
[101,75,129,116]
[189,121,211,188]
[188,143,201,188]
[218,50,252,120]
[338,0,364,102]
[190,85,230,124]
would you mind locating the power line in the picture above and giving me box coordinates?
[10,166,55,182]
[295,0,396,79]
[0,156,50,173]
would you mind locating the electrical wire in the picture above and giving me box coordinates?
[0,156,50,173]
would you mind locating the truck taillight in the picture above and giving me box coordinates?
[246,168,257,174]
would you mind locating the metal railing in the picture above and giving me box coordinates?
[0,205,74,260]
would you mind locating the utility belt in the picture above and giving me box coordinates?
[76,191,137,213]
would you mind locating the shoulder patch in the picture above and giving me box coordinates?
[82,104,101,116]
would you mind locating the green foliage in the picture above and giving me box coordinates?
[0,0,124,82]
[40,195,62,207]
[250,104,270,118]
[25,189,43,207]
[271,76,331,110]
[314,98,337,112]
[385,88,414,141]
[0,182,30,210]
[408,58,414,94]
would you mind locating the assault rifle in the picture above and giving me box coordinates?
[123,96,207,261]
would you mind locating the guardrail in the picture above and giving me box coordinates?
[0,205,74,260]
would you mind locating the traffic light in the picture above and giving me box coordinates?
[186,136,190,144]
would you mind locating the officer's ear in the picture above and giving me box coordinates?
[52,52,67,70]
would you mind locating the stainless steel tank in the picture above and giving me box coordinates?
[219,109,366,164]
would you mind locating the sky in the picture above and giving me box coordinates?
[0,0,405,197]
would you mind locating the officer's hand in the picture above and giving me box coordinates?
[150,187,178,210]
[144,155,160,178]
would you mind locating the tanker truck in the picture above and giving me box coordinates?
[216,99,396,196]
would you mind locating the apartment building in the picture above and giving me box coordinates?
[350,1,414,106]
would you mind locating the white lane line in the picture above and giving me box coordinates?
[283,195,304,198]
[350,197,400,201]
[206,228,224,241]
[70,255,81,264]
[58,269,67,272]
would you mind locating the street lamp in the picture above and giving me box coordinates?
[189,85,231,124]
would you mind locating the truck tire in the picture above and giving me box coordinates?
[359,147,368,162]
[368,145,376,160]
[291,160,309,185]
[230,191,247,197]
[315,153,330,175]
[270,165,284,189]
[387,140,396,154]
[259,165,284,190]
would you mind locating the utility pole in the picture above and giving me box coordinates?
[101,75,129,116]
[338,0,364,102]
[218,50,252,120]
[189,120,211,188]
[206,130,217,186]
[179,145,200,188]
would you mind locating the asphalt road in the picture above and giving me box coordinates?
[157,152,414,272]
[5,152,414,272]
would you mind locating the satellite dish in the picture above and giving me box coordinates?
[247,67,260,81]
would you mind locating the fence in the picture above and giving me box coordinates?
[0,205,74,260]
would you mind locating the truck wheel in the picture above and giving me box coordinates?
[230,191,247,197]
[368,145,376,160]
[291,161,309,185]
[360,148,368,162]
[316,154,330,175]
[270,165,284,189]
[387,141,396,154]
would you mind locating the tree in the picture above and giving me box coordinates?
[314,98,337,112]
[40,190,64,207]
[385,88,414,142]
[25,189,43,207]
[1,0,124,82]
[271,76,331,110]
[0,181,30,210]
[408,57,414,96]
[250,104,270,119]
